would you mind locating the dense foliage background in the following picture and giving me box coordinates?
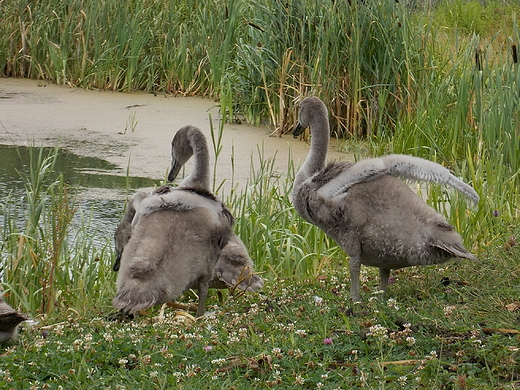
[1,1,519,388]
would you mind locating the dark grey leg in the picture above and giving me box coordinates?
[349,255,362,302]
[196,279,209,317]
[379,268,391,295]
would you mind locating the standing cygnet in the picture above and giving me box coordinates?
[112,126,234,317]
[291,97,478,301]
[0,294,28,343]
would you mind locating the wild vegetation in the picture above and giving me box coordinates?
[0,0,519,388]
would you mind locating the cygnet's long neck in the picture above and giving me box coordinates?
[183,130,211,191]
[294,110,330,189]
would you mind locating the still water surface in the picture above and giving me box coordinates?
[0,144,158,245]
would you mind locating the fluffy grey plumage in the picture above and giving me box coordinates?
[114,188,264,293]
[0,294,28,343]
[211,233,264,292]
[291,97,478,301]
[113,191,148,272]
[112,126,235,317]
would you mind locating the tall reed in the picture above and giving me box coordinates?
[0,147,114,314]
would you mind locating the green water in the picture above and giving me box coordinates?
[0,144,156,191]
[0,144,159,245]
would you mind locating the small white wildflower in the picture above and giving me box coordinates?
[248,303,259,315]
[118,358,128,366]
[295,329,307,337]
[272,347,283,358]
[150,371,158,378]
[425,350,438,360]
[406,336,416,346]
[295,374,305,385]
[387,298,399,309]
[443,305,456,316]
[398,376,407,385]
[367,324,387,338]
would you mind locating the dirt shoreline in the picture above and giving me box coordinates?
[0,78,351,194]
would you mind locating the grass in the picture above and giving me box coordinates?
[1,0,520,387]
[0,143,519,388]
[1,252,519,389]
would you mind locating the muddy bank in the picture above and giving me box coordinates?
[0,78,351,195]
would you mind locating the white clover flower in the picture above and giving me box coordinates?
[425,350,438,360]
[367,324,387,338]
[118,358,128,366]
[249,303,259,315]
[295,374,305,385]
[271,347,283,358]
[443,305,456,316]
[387,298,399,310]
[398,376,407,385]
[150,371,159,378]
[406,336,416,346]
[295,329,307,337]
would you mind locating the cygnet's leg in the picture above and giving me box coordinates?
[349,255,362,302]
[196,279,210,317]
[379,268,391,296]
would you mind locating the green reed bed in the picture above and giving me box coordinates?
[0,147,115,315]
[3,1,519,221]
[0,0,468,132]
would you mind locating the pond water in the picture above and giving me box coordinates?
[0,78,353,247]
[0,144,158,245]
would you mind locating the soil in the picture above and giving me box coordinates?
[0,78,351,195]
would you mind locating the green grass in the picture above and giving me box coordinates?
[1,144,519,388]
[1,248,519,389]
[1,0,520,387]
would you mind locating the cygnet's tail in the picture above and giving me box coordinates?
[381,154,479,204]
[112,285,160,315]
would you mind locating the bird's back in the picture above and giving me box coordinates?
[295,167,475,269]
[113,197,233,314]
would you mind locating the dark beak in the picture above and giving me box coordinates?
[167,159,181,182]
[113,250,121,272]
[292,121,306,138]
